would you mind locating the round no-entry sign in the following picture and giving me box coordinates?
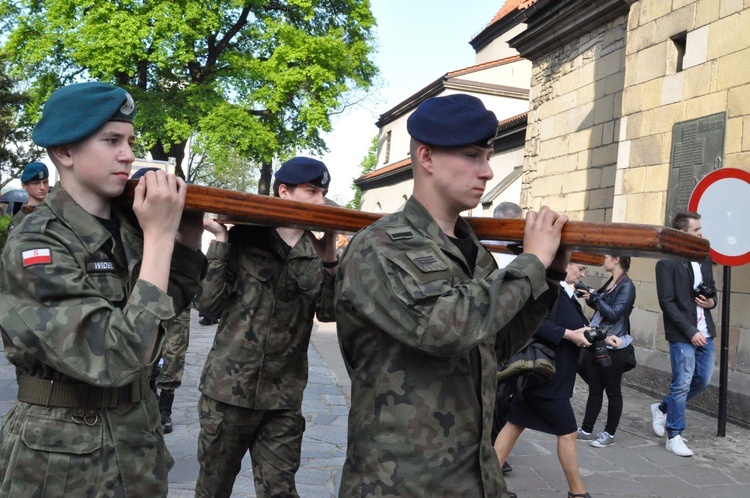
[688,168,750,266]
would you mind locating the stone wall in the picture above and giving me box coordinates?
[521,15,627,223]
[523,0,750,426]
[617,0,750,425]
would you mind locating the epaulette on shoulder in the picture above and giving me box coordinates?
[14,212,53,236]
[386,227,415,241]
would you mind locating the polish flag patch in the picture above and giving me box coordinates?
[21,248,52,267]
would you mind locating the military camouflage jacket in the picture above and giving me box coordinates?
[335,197,557,497]
[0,186,206,497]
[194,225,335,410]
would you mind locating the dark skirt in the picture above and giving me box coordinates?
[505,393,577,436]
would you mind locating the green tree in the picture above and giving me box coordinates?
[0,0,377,191]
[347,134,377,209]
[0,215,10,252]
[188,134,259,192]
[0,62,42,190]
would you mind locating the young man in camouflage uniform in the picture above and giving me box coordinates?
[7,162,50,233]
[0,82,206,497]
[336,94,570,498]
[155,307,191,433]
[194,156,338,498]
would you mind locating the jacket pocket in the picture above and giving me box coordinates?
[21,407,103,455]
[382,248,454,304]
[85,272,126,304]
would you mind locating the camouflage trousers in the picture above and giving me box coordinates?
[195,394,305,498]
[156,308,191,391]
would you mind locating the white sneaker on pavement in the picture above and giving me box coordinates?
[590,431,615,448]
[666,434,693,457]
[650,403,666,437]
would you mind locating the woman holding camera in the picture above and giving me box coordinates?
[577,254,636,448]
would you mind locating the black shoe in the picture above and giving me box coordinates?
[507,492,517,498]
[502,461,512,475]
[158,389,175,434]
[161,414,173,434]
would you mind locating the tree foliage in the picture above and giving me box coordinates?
[346,134,378,209]
[0,62,42,189]
[0,215,10,252]
[0,0,378,188]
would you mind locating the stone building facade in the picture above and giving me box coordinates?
[511,0,750,424]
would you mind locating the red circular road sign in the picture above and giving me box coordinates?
[688,168,750,266]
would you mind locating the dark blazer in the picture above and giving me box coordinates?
[655,257,717,342]
[531,286,589,399]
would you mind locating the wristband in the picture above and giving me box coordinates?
[322,259,339,269]
[545,268,567,281]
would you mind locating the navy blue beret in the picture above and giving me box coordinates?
[275,157,330,189]
[32,82,137,148]
[406,94,498,148]
[20,162,49,183]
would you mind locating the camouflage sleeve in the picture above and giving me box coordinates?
[192,239,233,314]
[315,268,336,322]
[338,235,551,358]
[168,241,207,312]
[493,256,560,362]
[0,232,176,387]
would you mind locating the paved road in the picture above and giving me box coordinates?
[2,309,750,497]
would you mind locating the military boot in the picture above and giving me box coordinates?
[159,389,175,434]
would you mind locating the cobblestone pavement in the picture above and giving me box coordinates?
[1,309,749,497]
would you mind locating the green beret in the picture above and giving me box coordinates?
[20,162,49,183]
[32,82,136,147]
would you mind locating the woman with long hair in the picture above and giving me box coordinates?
[576,254,636,448]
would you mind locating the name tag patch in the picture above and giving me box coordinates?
[21,248,52,267]
[86,260,116,273]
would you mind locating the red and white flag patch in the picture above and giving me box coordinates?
[21,248,52,267]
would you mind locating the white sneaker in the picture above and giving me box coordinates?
[651,403,666,437]
[590,431,615,448]
[666,435,693,457]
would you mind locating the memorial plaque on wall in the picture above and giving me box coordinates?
[665,112,726,225]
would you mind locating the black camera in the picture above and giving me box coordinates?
[584,326,612,367]
[694,281,716,300]
[573,280,591,297]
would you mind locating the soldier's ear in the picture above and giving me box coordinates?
[415,144,435,175]
[48,146,74,171]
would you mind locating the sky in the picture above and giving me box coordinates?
[318,1,503,205]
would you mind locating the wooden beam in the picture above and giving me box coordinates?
[117,182,709,260]
[482,242,605,267]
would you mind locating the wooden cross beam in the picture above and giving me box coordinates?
[117,182,709,261]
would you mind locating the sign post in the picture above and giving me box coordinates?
[688,168,750,436]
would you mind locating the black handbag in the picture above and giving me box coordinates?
[497,339,556,393]
[621,343,637,372]
[577,343,637,385]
